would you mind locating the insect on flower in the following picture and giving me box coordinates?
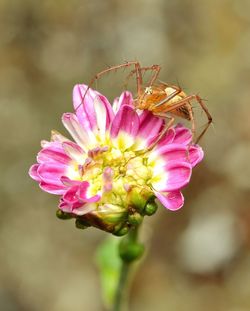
[78,61,212,145]
[29,82,204,234]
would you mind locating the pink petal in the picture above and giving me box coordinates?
[60,176,81,187]
[60,181,100,215]
[93,96,113,139]
[138,111,164,144]
[73,84,97,130]
[78,181,101,203]
[155,191,184,211]
[62,141,85,162]
[110,105,139,138]
[63,185,79,204]
[37,163,67,186]
[73,84,114,132]
[62,113,95,150]
[39,181,66,195]
[95,94,114,129]
[113,97,119,112]
[155,139,204,168]
[154,161,192,192]
[72,203,97,216]
[29,164,41,182]
[173,124,192,145]
[113,91,133,112]
[51,130,70,143]
[156,128,175,147]
[156,144,189,163]
[188,145,204,167]
[37,144,71,165]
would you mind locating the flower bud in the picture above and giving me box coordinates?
[56,209,73,220]
[75,218,91,230]
[128,212,143,226]
[113,224,130,236]
[144,200,158,216]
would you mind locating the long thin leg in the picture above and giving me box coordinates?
[124,65,161,90]
[186,102,195,139]
[135,115,175,156]
[75,61,143,111]
[193,96,212,143]
[146,65,161,86]
[147,115,175,151]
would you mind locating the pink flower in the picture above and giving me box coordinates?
[29,85,203,232]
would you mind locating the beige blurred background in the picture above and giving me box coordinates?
[1,0,250,310]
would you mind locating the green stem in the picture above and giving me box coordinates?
[113,226,142,311]
[113,260,130,311]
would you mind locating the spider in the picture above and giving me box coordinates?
[77,61,212,146]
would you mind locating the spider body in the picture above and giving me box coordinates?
[136,84,191,120]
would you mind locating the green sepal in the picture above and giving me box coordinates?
[129,188,147,211]
[99,211,127,224]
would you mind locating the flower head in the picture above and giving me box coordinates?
[29,85,203,234]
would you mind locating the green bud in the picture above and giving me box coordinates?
[144,200,158,216]
[75,218,91,230]
[119,240,144,262]
[113,224,130,237]
[128,212,143,226]
[56,209,72,220]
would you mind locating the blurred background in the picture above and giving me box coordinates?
[1,0,250,310]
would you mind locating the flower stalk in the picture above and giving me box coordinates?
[114,225,143,311]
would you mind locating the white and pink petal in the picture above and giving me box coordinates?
[155,191,184,211]
[113,91,133,113]
[187,145,204,167]
[29,164,41,182]
[173,124,192,145]
[73,84,114,133]
[78,181,101,203]
[153,144,189,163]
[37,144,71,165]
[62,113,96,151]
[39,181,67,195]
[136,111,164,148]
[152,161,192,192]
[62,141,85,164]
[37,163,67,187]
[111,105,139,149]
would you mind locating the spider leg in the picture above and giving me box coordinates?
[147,65,161,86]
[124,65,161,91]
[75,61,143,111]
[135,114,175,155]
[147,115,175,151]
[186,102,195,139]
[193,95,212,143]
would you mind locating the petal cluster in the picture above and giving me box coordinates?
[29,84,203,232]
